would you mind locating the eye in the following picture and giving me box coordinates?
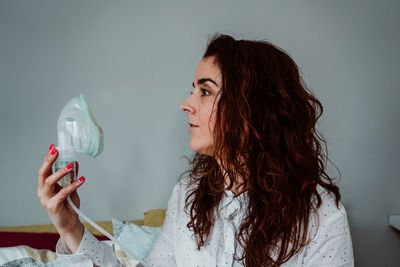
[200,88,210,96]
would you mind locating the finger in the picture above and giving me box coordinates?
[54,183,62,193]
[50,177,85,207]
[75,161,79,177]
[38,180,61,203]
[38,144,58,188]
[69,189,81,209]
[43,162,75,194]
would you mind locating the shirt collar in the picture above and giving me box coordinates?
[219,190,249,213]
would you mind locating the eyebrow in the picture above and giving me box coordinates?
[192,78,218,88]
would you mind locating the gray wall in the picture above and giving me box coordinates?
[0,0,399,266]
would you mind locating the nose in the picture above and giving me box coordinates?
[179,96,195,114]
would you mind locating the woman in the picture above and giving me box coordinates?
[37,34,354,266]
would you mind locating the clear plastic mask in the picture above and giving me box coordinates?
[57,94,104,159]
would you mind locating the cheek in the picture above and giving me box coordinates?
[206,108,218,135]
[200,117,214,137]
[201,103,217,128]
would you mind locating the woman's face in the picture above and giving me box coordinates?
[180,56,222,156]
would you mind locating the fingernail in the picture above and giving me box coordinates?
[65,163,73,170]
[78,176,85,183]
[51,147,56,155]
[49,144,54,151]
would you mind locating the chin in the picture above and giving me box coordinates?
[190,143,213,156]
[190,145,204,155]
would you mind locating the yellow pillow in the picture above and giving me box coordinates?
[143,209,166,227]
[0,224,59,233]
[0,209,165,236]
[0,220,144,236]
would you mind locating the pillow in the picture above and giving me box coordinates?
[0,220,144,236]
[112,218,161,264]
[0,242,114,266]
[0,245,67,266]
[143,209,166,227]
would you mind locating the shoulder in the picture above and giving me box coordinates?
[314,186,348,224]
[167,177,197,215]
[170,177,195,201]
[301,185,354,266]
[308,186,349,237]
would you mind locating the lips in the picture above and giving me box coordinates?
[189,122,199,128]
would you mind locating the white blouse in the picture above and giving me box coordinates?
[56,179,354,266]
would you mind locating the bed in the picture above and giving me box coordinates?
[0,209,166,266]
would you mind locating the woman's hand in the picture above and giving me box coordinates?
[37,144,86,252]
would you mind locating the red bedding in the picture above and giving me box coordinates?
[0,232,109,251]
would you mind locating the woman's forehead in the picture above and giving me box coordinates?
[194,57,221,87]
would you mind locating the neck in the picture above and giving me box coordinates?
[216,157,246,195]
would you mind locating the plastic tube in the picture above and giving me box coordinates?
[55,95,144,264]
[56,164,148,265]
[66,196,148,266]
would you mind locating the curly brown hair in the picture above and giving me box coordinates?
[182,34,341,266]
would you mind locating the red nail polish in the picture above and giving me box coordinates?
[78,176,85,183]
[65,163,73,170]
[49,144,54,151]
[51,147,56,155]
